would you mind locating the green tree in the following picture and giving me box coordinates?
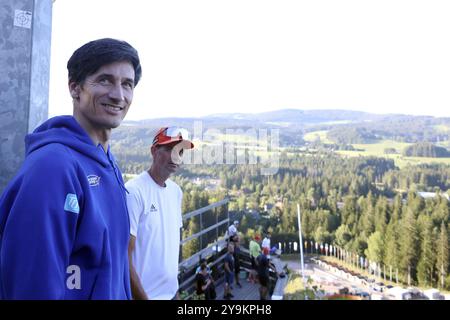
[374,197,389,234]
[182,218,200,260]
[384,220,400,274]
[334,224,352,249]
[365,231,384,264]
[341,196,358,231]
[436,222,449,289]
[432,199,449,227]
[240,214,249,231]
[399,209,420,284]
[417,217,435,287]
[313,226,331,244]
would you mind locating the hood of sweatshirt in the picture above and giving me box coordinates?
[25,115,111,167]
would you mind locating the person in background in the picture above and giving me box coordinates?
[223,242,235,300]
[257,247,275,300]
[0,38,142,299]
[196,262,216,300]
[248,234,262,284]
[231,235,242,288]
[227,220,239,240]
[126,127,194,300]
[196,258,211,275]
[262,231,271,253]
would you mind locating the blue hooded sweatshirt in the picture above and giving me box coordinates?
[0,116,131,299]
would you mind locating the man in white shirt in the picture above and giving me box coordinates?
[262,231,271,253]
[228,220,239,240]
[126,127,194,300]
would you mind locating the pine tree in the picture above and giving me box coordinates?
[432,199,449,227]
[399,209,420,284]
[374,196,389,234]
[334,224,352,249]
[436,222,449,289]
[365,231,384,264]
[391,193,403,222]
[281,206,291,234]
[417,217,435,287]
[182,218,200,260]
[360,195,375,237]
[341,195,358,231]
[384,220,400,273]
[240,214,249,231]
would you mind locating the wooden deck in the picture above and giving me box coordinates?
[215,256,289,300]
[179,244,289,300]
[215,277,262,300]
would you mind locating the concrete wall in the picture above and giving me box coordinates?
[0,0,52,192]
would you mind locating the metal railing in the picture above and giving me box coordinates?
[179,198,230,268]
[178,198,231,299]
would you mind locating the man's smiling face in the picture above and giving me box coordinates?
[71,60,135,137]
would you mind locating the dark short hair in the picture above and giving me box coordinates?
[67,38,142,86]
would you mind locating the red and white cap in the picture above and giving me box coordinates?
[152,127,194,149]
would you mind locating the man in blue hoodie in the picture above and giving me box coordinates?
[0,38,142,299]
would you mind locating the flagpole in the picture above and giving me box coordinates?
[297,203,307,298]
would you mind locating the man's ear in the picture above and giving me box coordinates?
[151,145,157,157]
[68,81,81,99]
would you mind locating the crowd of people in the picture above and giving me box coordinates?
[193,222,281,300]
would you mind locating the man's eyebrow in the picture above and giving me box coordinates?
[94,73,134,83]
[123,77,135,84]
[94,73,113,79]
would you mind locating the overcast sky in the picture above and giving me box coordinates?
[48,0,450,120]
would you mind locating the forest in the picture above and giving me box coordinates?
[118,149,450,290]
[402,142,450,158]
[112,110,450,289]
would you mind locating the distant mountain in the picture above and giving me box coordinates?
[123,109,384,130]
[207,109,379,124]
[117,108,450,147]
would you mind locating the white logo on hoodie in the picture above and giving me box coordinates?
[87,175,101,187]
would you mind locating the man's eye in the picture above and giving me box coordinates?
[99,78,111,85]
[123,82,134,89]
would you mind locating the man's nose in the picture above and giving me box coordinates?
[108,84,125,101]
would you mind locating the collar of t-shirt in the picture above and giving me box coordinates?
[146,171,167,188]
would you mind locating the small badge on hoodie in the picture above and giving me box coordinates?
[87,175,101,187]
[64,193,80,214]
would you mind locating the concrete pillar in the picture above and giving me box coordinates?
[0,0,52,192]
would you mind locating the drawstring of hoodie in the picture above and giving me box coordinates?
[100,144,129,194]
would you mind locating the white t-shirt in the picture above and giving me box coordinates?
[228,224,237,237]
[262,237,271,250]
[126,171,183,300]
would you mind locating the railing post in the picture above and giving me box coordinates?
[215,207,218,246]
[227,200,230,238]
[200,211,203,251]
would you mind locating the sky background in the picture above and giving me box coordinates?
[49,0,450,120]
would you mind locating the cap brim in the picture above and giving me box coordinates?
[155,139,194,149]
